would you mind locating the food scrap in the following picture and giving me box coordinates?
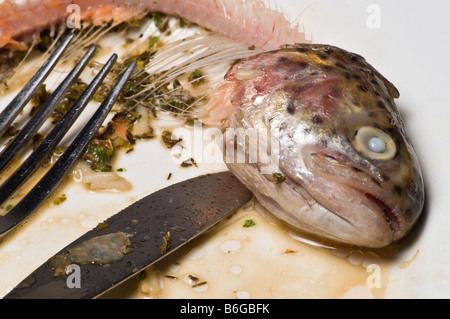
[180,158,198,168]
[161,130,182,149]
[243,219,256,228]
[46,232,133,276]
[270,173,286,184]
[160,231,171,254]
[53,194,67,206]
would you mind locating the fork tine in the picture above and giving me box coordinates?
[0,32,75,138]
[0,43,97,173]
[0,61,137,238]
[0,53,119,206]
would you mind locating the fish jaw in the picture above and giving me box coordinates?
[298,148,408,246]
[224,153,396,248]
[296,142,424,247]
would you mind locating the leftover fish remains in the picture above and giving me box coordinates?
[200,43,424,248]
[0,0,424,248]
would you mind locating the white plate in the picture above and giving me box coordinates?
[0,0,448,299]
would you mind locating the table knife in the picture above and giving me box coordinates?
[4,171,253,299]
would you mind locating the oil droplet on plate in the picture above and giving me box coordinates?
[236,291,250,299]
[347,252,364,266]
[230,265,242,275]
[192,282,208,293]
[183,274,199,286]
[169,264,180,273]
[220,240,241,254]
[187,247,204,260]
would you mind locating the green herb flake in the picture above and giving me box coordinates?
[5,204,13,212]
[270,172,286,184]
[188,69,204,86]
[181,158,198,168]
[127,18,140,27]
[53,194,67,206]
[148,36,159,50]
[151,12,169,31]
[136,60,146,70]
[51,80,88,124]
[168,98,181,109]
[188,274,199,281]
[192,281,207,288]
[161,130,182,148]
[179,18,187,28]
[152,12,160,27]
[243,219,256,228]
[93,147,111,163]
[30,84,51,116]
[135,270,147,282]
[160,231,171,254]
[96,222,109,231]
[185,117,196,126]
[83,138,115,172]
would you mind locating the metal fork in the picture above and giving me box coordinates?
[0,33,136,238]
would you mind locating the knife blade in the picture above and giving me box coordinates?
[4,171,253,299]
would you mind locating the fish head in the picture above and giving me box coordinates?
[218,44,424,247]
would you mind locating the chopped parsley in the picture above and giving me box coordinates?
[96,222,109,231]
[135,270,147,282]
[53,194,67,206]
[148,36,159,50]
[192,281,207,288]
[270,172,286,184]
[188,69,204,86]
[181,158,198,168]
[243,219,256,228]
[161,130,182,148]
[84,139,115,172]
[160,231,171,254]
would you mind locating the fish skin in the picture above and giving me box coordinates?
[206,43,424,248]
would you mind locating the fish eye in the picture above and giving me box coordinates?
[354,126,396,160]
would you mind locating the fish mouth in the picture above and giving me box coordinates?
[304,151,406,243]
[364,193,402,236]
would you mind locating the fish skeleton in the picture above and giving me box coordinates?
[0,0,424,247]
[200,44,424,248]
[0,0,304,50]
